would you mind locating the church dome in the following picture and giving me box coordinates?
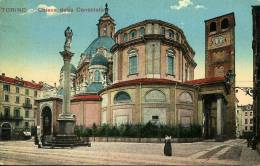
[60,64,77,74]
[84,36,115,56]
[86,82,104,93]
[90,53,108,66]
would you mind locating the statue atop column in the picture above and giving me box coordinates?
[64,26,73,52]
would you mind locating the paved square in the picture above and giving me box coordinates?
[0,139,259,165]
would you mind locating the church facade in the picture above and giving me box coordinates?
[36,4,236,139]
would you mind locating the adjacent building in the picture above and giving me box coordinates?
[236,104,254,138]
[252,5,260,150]
[0,73,43,139]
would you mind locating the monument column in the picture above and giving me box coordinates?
[57,26,75,136]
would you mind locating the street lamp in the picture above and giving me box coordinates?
[225,70,236,85]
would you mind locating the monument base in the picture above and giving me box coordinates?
[43,113,91,148]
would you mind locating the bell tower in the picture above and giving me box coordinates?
[97,3,115,38]
[205,13,236,137]
[205,13,235,78]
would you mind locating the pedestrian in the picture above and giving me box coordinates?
[164,135,172,156]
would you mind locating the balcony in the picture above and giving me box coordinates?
[23,103,32,108]
[0,115,23,121]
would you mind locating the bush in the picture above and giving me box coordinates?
[74,123,202,138]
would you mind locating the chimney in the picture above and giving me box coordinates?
[15,76,19,79]
[1,73,5,77]
[54,82,56,87]
[32,80,35,83]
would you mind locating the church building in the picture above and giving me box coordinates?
[36,4,236,139]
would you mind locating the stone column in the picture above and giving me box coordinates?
[58,50,75,136]
[217,95,223,136]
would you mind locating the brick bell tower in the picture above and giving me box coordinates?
[205,13,236,137]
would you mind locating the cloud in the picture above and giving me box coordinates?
[170,0,193,10]
[20,4,71,16]
[195,4,206,9]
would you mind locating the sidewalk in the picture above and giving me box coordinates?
[240,143,260,166]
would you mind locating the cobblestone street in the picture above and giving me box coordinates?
[0,139,259,165]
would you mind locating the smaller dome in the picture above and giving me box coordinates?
[90,53,108,67]
[86,82,104,93]
[61,64,77,74]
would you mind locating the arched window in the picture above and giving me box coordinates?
[221,18,229,29]
[161,27,165,35]
[209,22,217,32]
[145,90,166,103]
[123,33,128,41]
[114,91,131,104]
[179,92,193,104]
[139,27,145,36]
[94,70,100,82]
[168,30,174,39]
[130,30,137,39]
[167,49,175,75]
[128,49,138,75]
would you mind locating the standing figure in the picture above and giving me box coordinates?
[64,26,73,51]
[164,135,172,156]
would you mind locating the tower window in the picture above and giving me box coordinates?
[221,18,229,29]
[161,27,165,35]
[94,70,101,82]
[168,30,174,39]
[209,22,217,32]
[123,33,128,42]
[128,49,138,75]
[167,49,175,75]
[130,30,137,39]
[139,27,145,37]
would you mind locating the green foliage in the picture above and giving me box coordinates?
[74,123,202,138]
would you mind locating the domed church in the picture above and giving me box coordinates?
[37,4,236,139]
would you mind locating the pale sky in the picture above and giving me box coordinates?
[0,0,258,105]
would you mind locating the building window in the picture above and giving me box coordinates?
[16,96,20,103]
[250,126,253,131]
[250,112,253,116]
[3,84,10,92]
[25,122,29,128]
[4,107,10,118]
[25,89,29,96]
[130,30,137,39]
[221,18,229,29]
[245,112,248,116]
[25,110,29,118]
[114,91,131,104]
[16,87,19,93]
[128,49,138,75]
[25,98,31,104]
[14,109,20,117]
[166,49,175,75]
[245,126,248,131]
[161,27,165,35]
[250,119,253,124]
[209,22,217,32]
[168,30,174,39]
[15,121,19,126]
[4,95,9,102]
[139,27,145,36]
[245,119,248,124]
[94,70,101,82]
[123,33,128,41]
[34,90,37,97]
